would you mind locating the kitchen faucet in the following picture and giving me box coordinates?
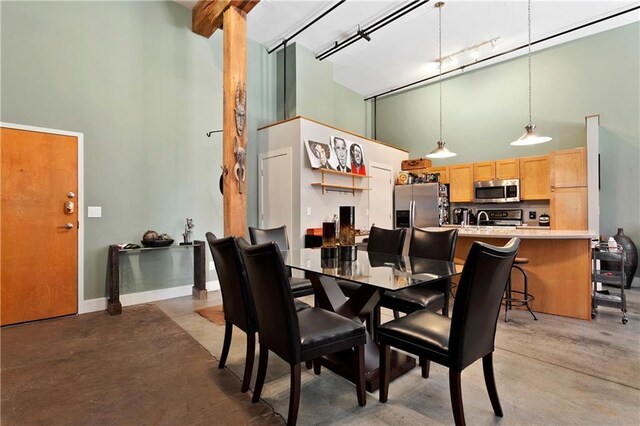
[477,211,489,230]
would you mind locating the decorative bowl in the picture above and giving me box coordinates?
[141,239,174,248]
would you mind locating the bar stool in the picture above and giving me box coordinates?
[504,257,538,322]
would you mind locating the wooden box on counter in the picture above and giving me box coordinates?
[401,158,432,172]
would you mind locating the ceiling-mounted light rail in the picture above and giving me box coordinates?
[364,4,640,101]
[316,0,431,61]
[267,0,346,54]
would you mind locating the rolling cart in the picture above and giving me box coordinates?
[592,243,628,324]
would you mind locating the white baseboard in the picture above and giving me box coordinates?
[81,280,220,314]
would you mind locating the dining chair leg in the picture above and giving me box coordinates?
[379,343,390,403]
[420,357,430,378]
[288,363,301,426]
[241,332,256,393]
[305,360,313,370]
[313,359,322,375]
[449,369,466,426]
[392,310,400,319]
[251,345,269,403]
[219,322,233,369]
[482,353,503,417]
[355,345,366,406]
[443,281,450,317]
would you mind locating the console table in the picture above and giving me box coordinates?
[107,240,206,315]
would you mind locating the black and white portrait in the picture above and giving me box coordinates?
[305,140,334,170]
[331,136,351,172]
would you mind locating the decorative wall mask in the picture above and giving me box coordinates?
[235,82,246,137]
[234,137,246,194]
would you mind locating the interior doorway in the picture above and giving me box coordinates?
[258,148,293,240]
[1,124,84,325]
[368,162,393,229]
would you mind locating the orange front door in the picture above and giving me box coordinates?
[1,127,78,326]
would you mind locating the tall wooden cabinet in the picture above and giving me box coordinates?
[449,163,474,202]
[520,155,550,200]
[550,147,588,230]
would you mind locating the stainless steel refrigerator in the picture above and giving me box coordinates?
[394,183,449,228]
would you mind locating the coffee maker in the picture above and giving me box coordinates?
[452,208,469,225]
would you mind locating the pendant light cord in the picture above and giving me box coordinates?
[438,3,443,143]
[527,0,532,126]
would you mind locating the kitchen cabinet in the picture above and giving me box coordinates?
[550,147,587,230]
[449,163,474,202]
[496,158,520,179]
[426,165,449,184]
[520,155,550,200]
[473,161,496,181]
[551,147,587,188]
[551,186,588,230]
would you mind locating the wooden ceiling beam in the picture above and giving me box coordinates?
[192,0,259,38]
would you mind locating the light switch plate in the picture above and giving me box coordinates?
[88,206,102,218]
[306,207,312,216]
[209,261,215,271]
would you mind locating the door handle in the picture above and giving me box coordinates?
[65,201,74,214]
[61,223,74,229]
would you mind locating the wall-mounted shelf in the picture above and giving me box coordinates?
[311,168,370,195]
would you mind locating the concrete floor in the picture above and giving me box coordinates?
[154,287,640,425]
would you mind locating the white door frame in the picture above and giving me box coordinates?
[1,122,86,313]
[368,161,394,229]
[258,147,293,234]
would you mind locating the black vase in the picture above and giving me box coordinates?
[602,228,638,289]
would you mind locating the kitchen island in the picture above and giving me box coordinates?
[429,226,596,320]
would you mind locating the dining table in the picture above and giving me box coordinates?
[283,248,462,392]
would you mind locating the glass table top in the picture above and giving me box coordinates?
[283,248,462,292]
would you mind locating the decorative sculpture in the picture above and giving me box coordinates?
[182,218,194,245]
[233,137,246,194]
[234,81,246,137]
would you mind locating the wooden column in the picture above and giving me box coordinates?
[223,6,246,238]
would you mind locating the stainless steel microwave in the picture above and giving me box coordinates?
[473,179,520,203]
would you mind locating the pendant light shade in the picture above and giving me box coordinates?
[511,0,551,146]
[426,2,456,159]
[511,124,552,146]
[426,141,457,158]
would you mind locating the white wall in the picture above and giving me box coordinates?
[258,117,408,249]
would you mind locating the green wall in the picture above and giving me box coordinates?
[284,43,366,135]
[1,1,276,299]
[375,23,640,245]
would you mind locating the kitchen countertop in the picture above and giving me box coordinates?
[431,226,596,240]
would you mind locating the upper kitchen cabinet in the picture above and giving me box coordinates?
[520,155,550,200]
[496,158,520,179]
[551,147,587,188]
[473,161,496,181]
[449,163,474,202]
[427,165,449,184]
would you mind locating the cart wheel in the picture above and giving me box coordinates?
[591,312,596,319]
[622,317,628,325]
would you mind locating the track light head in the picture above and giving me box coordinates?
[357,25,371,42]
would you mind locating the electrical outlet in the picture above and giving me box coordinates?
[529,211,537,219]
[209,261,215,271]
[306,207,312,216]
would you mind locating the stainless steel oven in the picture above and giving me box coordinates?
[473,179,520,203]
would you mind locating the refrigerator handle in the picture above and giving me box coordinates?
[410,200,415,229]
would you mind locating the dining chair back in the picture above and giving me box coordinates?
[248,225,314,297]
[238,239,367,425]
[205,232,257,393]
[367,226,406,255]
[378,238,520,426]
[408,227,458,261]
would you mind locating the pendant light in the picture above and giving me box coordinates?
[426,2,456,159]
[511,0,551,146]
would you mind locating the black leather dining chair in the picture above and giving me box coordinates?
[206,232,309,393]
[380,227,459,318]
[238,239,367,426]
[338,226,407,297]
[377,238,520,426]
[248,225,314,298]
